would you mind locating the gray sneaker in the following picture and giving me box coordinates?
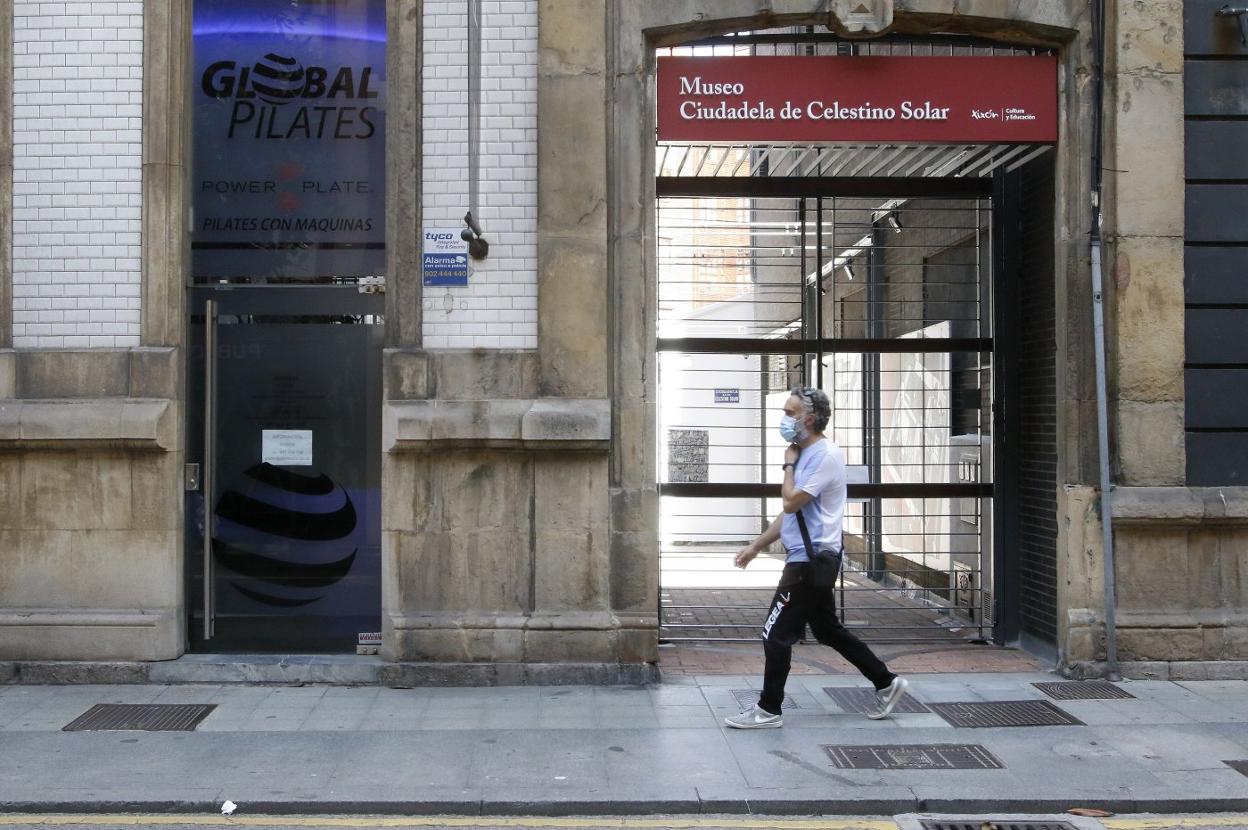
[867,676,909,720]
[724,703,782,729]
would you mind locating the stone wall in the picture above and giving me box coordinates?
[1,0,1243,675]
[1062,0,1248,674]
[0,1,187,664]
[0,349,183,660]
[380,351,646,663]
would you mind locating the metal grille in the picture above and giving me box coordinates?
[658,143,1052,181]
[928,700,1083,728]
[63,703,216,732]
[823,686,930,714]
[920,822,1076,830]
[657,194,994,644]
[824,743,1003,770]
[1033,680,1135,701]
[1015,157,1059,645]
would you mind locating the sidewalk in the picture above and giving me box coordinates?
[3,667,1248,816]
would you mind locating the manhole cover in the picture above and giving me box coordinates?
[824,743,1003,770]
[63,703,216,732]
[731,690,799,710]
[919,822,1077,830]
[928,700,1083,728]
[823,686,930,714]
[1033,680,1135,700]
[1227,760,1248,778]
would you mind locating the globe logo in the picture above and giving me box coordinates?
[250,52,307,105]
[213,462,358,607]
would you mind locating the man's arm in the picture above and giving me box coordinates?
[734,511,785,568]
[781,445,814,514]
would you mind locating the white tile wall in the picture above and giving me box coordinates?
[10,1,144,348]
[7,2,536,349]
[422,0,538,349]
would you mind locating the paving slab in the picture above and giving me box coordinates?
[1,674,1248,816]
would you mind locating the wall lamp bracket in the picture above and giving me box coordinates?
[1217,5,1248,46]
[460,210,490,260]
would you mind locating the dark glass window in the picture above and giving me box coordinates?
[191,0,386,285]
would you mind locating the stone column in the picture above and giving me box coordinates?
[537,0,608,399]
[1105,0,1186,485]
[385,0,423,349]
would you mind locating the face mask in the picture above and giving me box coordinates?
[779,415,805,443]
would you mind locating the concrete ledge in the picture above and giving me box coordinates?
[0,348,179,400]
[0,657,660,687]
[0,609,179,662]
[0,398,175,451]
[1113,485,1248,525]
[379,661,660,687]
[384,398,610,451]
[390,611,647,630]
[1065,659,1248,681]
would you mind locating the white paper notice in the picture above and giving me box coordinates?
[262,430,313,466]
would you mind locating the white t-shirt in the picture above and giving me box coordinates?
[780,438,846,562]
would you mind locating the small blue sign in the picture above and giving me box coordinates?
[714,388,740,404]
[422,252,468,286]
[423,226,469,286]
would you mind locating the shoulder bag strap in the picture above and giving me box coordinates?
[794,506,817,559]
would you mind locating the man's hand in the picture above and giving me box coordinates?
[784,443,800,466]
[734,544,759,569]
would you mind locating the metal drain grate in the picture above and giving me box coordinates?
[920,821,1077,830]
[824,743,1003,770]
[731,690,799,710]
[1033,680,1135,700]
[1227,760,1248,778]
[928,700,1084,728]
[824,686,931,714]
[63,703,216,732]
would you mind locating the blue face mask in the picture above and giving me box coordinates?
[779,415,804,443]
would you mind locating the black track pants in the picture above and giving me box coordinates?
[758,556,894,716]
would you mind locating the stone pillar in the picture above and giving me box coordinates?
[1105,0,1185,486]
[537,0,608,399]
[385,0,423,349]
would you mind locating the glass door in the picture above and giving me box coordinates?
[188,286,383,652]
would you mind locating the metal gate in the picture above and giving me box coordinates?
[657,187,995,643]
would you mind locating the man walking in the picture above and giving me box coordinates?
[725,387,908,728]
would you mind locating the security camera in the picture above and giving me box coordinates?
[461,210,489,259]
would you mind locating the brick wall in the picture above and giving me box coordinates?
[10,1,143,348]
[421,0,538,349]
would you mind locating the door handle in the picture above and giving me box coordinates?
[203,299,218,641]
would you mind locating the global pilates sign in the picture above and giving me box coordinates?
[191,0,386,280]
[657,56,1057,143]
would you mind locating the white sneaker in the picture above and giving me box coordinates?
[724,703,782,729]
[867,676,909,720]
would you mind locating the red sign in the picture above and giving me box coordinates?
[657,55,1057,144]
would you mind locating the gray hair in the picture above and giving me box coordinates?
[790,386,831,432]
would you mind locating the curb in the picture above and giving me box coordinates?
[5,797,1248,817]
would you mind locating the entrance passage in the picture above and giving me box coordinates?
[657,189,995,644]
[186,0,387,652]
[652,30,1061,649]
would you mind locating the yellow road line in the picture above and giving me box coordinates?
[1104,819,1248,829]
[0,816,897,830]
